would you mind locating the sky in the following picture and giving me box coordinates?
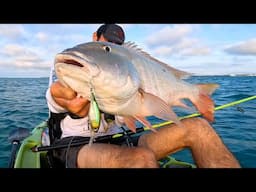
[0,24,256,78]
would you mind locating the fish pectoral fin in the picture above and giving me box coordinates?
[138,89,181,127]
[115,115,124,127]
[123,116,158,133]
[123,116,137,133]
[134,116,157,133]
[101,113,112,132]
[174,99,192,110]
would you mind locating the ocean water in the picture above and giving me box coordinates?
[0,76,255,168]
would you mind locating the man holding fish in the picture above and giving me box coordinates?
[46,24,240,168]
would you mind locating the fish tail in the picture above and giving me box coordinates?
[191,83,219,122]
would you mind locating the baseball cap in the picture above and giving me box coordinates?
[97,24,125,45]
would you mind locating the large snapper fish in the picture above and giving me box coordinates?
[54,41,219,132]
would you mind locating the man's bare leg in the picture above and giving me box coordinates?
[77,143,159,168]
[138,117,241,168]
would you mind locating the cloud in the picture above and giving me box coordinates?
[1,44,29,56]
[146,25,193,47]
[150,46,174,56]
[176,55,256,76]
[53,34,88,44]
[224,39,256,55]
[33,31,88,46]
[180,62,232,76]
[1,44,39,58]
[181,46,211,56]
[144,25,210,57]
[35,32,49,42]
[0,24,26,40]
[149,38,210,57]
[0,24,91,74]
[0,57,51,70]
[14,60,51,69]
[0,43,51,70]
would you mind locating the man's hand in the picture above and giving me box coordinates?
[50,81,90,117]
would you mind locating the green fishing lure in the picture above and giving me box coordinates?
[89,91,101,132]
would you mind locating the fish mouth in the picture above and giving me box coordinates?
[61,59,83,67]
[55,53,101,79]
[55,54,84,67]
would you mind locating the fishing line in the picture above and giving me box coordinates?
[65,136,76,168]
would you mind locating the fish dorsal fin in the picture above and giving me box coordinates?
[123,41,192,79]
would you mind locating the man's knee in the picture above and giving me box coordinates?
[137,134,147,147]
[77,143,159,168]
[132,147,159,168]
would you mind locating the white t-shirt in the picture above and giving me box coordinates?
[46,69,125,138]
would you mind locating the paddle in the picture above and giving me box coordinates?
[8,128,31,168]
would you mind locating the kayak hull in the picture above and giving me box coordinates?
[14,121,48,168]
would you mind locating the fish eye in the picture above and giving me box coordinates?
[103,46,111,52]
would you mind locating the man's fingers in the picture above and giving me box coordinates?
[50,81,77,100]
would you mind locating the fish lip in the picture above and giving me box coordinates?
[55,54,85,67]
[55,53,101,78]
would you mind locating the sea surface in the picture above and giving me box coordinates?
[0,76,255,168]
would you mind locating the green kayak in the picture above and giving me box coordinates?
[13,121,48,168]
[11,121,196,168]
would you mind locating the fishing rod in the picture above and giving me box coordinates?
[33,95,256,152]
[144,95,256,130]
